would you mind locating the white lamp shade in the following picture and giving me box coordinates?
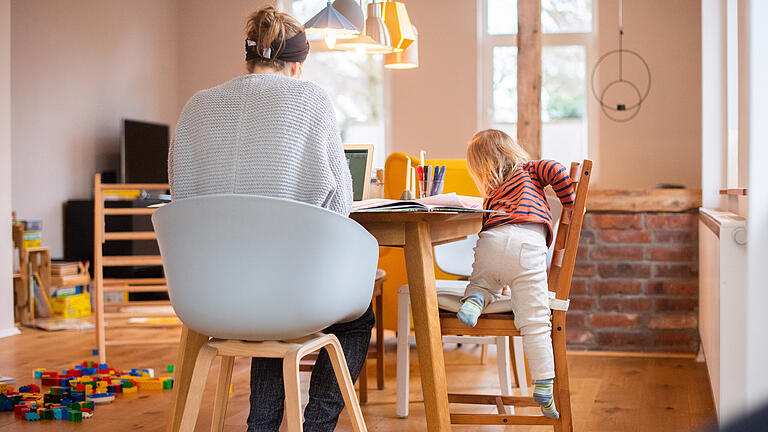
[304,1,359,37]
[332,0,365,32]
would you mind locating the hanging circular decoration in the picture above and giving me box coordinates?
[590,0,652,122]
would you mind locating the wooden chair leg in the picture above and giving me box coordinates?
[480,344,489,364]
[375,291,385,390]
[179,343,218,432]
[211,355,234,432]
[358,358,368,404]
[325,336,368,432]
[553,314,573,432]
[283,351,304,432]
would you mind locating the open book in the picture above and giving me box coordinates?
[352,193,492,213]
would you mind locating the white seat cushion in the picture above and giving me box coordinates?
[433,280,515,314]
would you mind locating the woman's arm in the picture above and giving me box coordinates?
[319,94,353,216]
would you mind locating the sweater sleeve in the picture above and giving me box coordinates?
[319,96,353,216]
[533,159,575,206]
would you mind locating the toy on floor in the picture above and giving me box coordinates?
[2,361,176,422]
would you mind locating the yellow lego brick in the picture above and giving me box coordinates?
[122,385,137,394]
[137,380,163,391]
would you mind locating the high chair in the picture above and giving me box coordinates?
[152,195,378,432]
[438,160,592,430]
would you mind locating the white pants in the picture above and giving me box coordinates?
[463,224,554,380]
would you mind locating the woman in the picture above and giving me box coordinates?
[168,7,374,432]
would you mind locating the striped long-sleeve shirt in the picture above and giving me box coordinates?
[482,159,575,246]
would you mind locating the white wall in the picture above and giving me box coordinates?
[745,0,768,411]
[0,0,19,337]
[10,0,179,257]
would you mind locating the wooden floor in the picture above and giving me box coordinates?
[0,327,716,431]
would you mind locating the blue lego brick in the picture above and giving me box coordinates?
[53,407,66,419]
[25,412,40,421]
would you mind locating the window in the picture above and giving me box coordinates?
[287,0,387,170]
[480,0,594,165]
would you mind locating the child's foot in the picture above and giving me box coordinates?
[533,379,559,419]
[457,293,484,327]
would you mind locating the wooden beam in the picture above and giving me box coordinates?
[586,189,702,212]
[517,0,542,159]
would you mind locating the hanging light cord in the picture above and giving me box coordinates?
[618,0,623,80]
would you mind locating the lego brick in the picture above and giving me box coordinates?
[39,408,54,420]
[25,412,40,421]
[68,409,82,422]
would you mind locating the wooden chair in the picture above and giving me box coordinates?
[302,269,386,404]
[184,335,366,432]
[438,160,592,431]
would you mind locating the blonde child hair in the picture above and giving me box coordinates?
[466,129,530,197]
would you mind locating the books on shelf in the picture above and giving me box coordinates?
[51,261,80,276]
[352,193,492,213]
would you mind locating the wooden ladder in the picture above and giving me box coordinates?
[93,174,179,363]
[439,159,593,431]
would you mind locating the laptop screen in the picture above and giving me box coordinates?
[344,148,370,201]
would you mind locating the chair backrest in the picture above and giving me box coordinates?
[434,195,564,277]
[151,195,379,341]
[547,160,593,300]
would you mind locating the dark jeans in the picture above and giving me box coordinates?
[247,303,375,432]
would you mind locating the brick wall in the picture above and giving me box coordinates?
[567,211,699,353]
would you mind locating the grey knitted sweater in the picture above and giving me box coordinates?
[169,73,353,215]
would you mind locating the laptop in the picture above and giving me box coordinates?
[344,144,374,201]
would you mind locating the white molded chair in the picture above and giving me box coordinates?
[396,195,563,418]
[152,195,378,432]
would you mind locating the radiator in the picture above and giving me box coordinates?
[699,208,747,424]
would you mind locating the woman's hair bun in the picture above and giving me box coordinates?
[245,6,303,68]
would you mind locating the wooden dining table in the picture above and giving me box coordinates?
[166,211,483,432]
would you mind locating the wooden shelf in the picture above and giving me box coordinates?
[102,255,163,267]
[103,285,167,293]
[99,183,168,191]
[104,208,156,216]
[104,231,157,241]
[51,274,91,287]
[104,278,165,285]
[586,189,702,212]
[719,188,747,196]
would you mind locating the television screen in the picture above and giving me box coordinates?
[120,119,169,184]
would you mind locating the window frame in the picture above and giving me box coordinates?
[477,0,599,160]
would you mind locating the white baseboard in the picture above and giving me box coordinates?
[0,326,21,339]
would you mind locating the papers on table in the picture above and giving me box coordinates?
[352,193,491,213]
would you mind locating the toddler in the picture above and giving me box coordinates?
[457,129,575,419]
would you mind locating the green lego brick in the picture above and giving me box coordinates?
[166,365,175,373]
[68,410,82,422]
[163,379,173,390]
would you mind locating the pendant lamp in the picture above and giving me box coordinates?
[384,25,418,69]
[332,0,365,31]
[335,2,394,54]
[304,1,360,49]
[381,0,416,51]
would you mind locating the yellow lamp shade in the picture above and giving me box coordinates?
[382,1,416,51]
[384,25,418,68]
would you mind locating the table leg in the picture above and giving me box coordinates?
[167,325,209,432]
[403,221,451,431]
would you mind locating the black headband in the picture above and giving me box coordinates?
[245,31,310,63]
